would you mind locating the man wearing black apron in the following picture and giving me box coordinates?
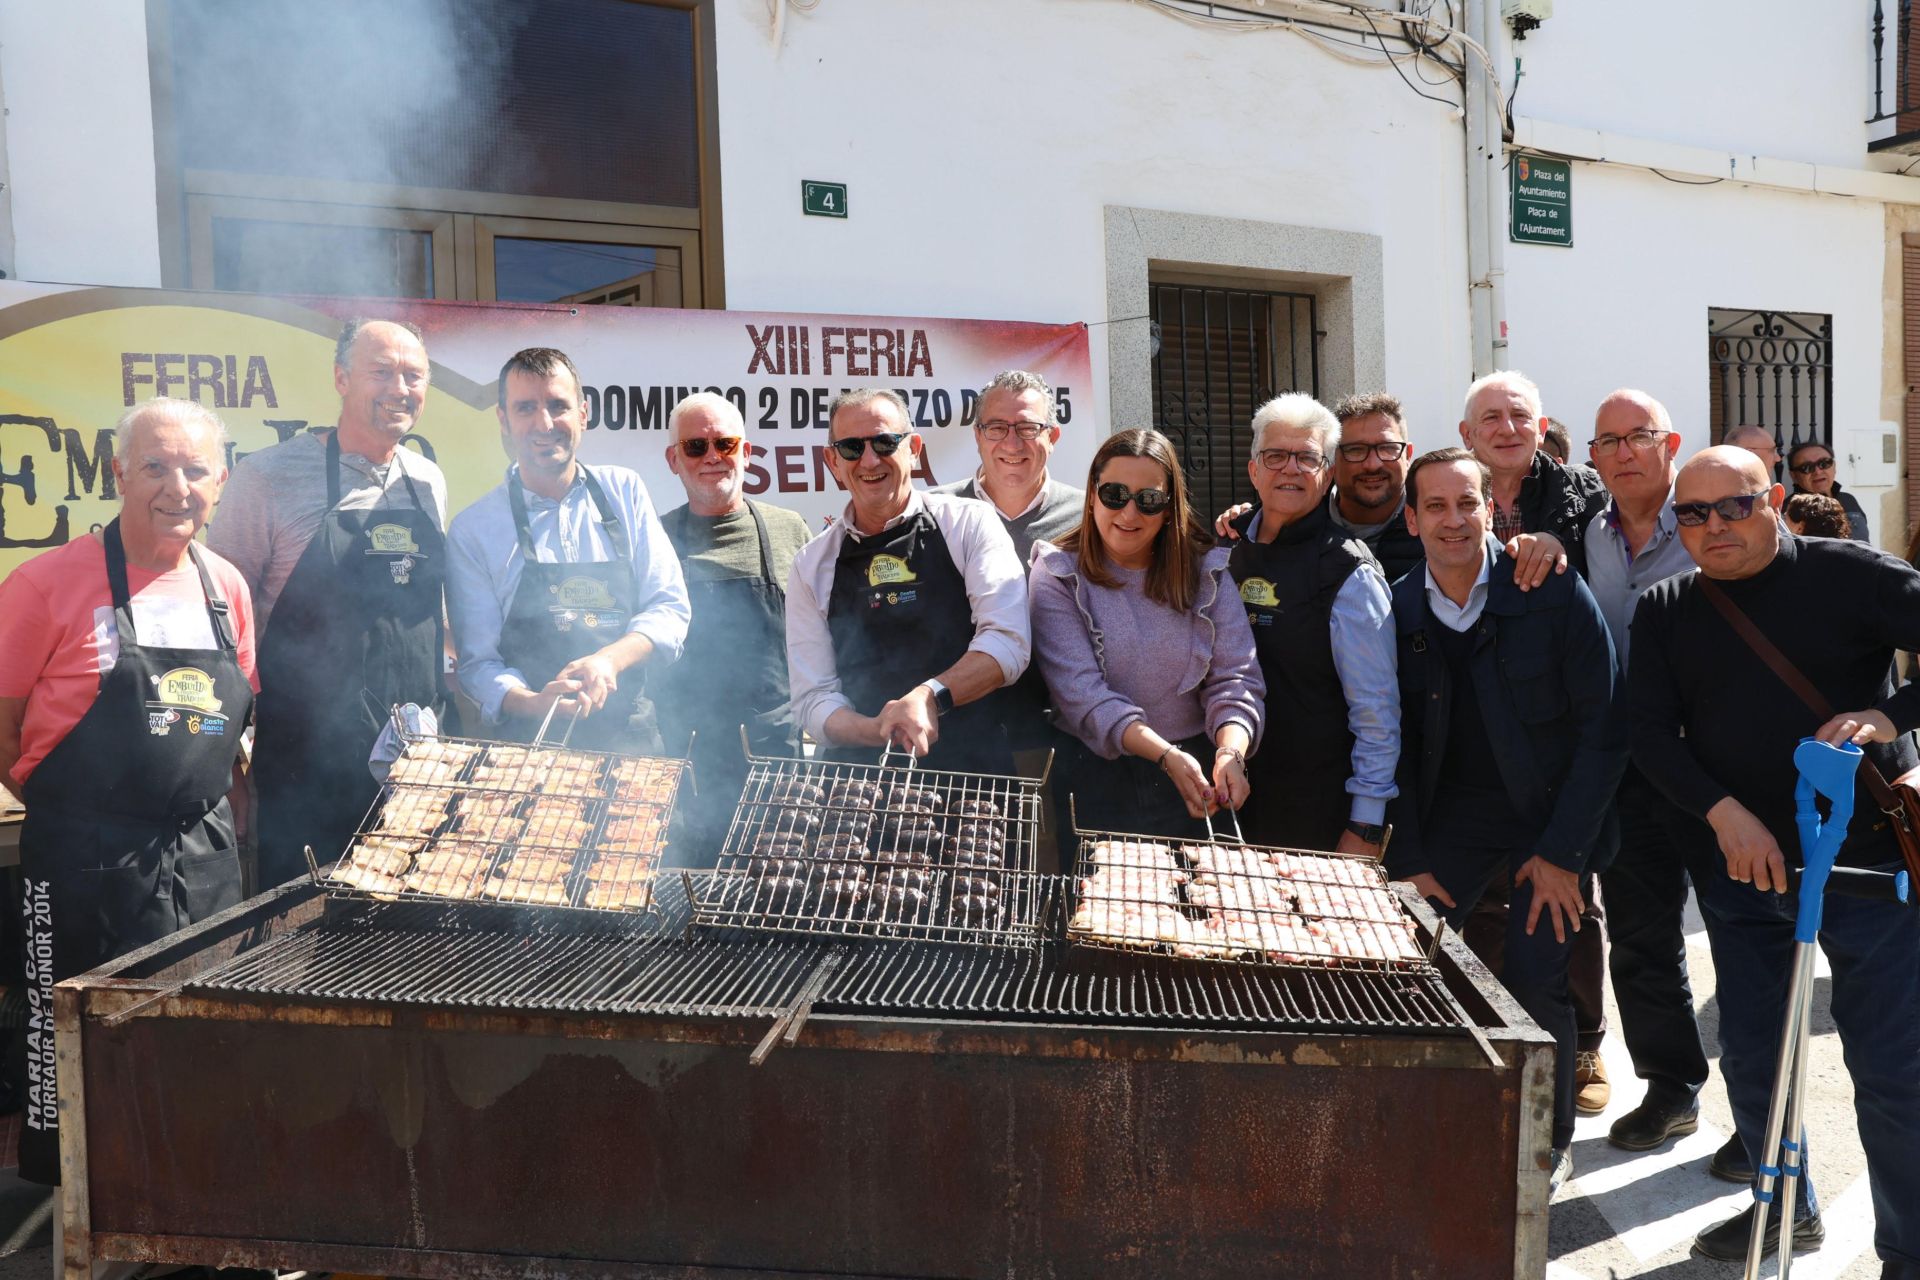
[0,398,256,1187]
[785,389,1029,775]
[1229,395,1399,856]
[654,393,814,864]
[213,319,452,887]
[446,348,688,754]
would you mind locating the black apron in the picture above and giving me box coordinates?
[16,522,252,1184]
[253,432,450,886]
[656,500,796,866]
[1228,505,1372,851]
[824,508,1011,775]
[498,466,660,754]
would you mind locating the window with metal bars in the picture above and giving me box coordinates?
[1707,308,1833,470]
[1150,283,1321,518]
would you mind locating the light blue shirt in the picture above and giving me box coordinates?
[1246,512,1401,825]
[1422,536,1497,634]
[447,463,691,724]
[1582,493,1695,668]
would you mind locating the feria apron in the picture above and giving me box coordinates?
[253,431,449,887]
[825,508,1011,775]
[1228,503,1371,851]
[656,500,796,865]
[16,521,252,1184]
[498,466,660,754]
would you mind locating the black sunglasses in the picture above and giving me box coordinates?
[1672,491,1767,527]
[1789,456,1835,476]
[1096,482,1172,516]
[829,431,911,462]
[677,436,743,459]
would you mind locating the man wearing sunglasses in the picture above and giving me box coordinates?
[1786,440,1870,544]
[447,347,689,752]
[653,392,814,859]
[786,388,1028,771]
[1225,393,1398,858]
[1630,446,1920,1269]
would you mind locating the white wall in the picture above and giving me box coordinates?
[0,0,162,287]
[710,0,1474,445]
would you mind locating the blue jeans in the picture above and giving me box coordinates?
[1697,863,1920,1264]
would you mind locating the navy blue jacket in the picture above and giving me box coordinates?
[1387,549,1626,877]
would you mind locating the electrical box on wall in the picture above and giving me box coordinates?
[1845,425,1900,487]
[1502,0,1552,19]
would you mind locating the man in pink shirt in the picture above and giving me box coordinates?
[0,397,257,1188]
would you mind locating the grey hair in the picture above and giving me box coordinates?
[977,370,1056,425]
[1462,370,1543,422]
[114,397,229,462]
[828,387,913,433]
[668,390,745,436]
[1250,392,1338,452]
[335,316,426,369]
[1724,423,1776,450]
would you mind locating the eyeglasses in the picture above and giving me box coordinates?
[1335,440,1411,463]
[1255,448,1328,473]
[677,436,743,459]
[977,419,1050,443]
[829,431,912,462]
[1095,482,1172,515]
[1672,491,1768,526]
[1588,429,1670,454]
[1789,456,1835,476]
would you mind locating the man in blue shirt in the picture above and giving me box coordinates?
[446,348,689,751]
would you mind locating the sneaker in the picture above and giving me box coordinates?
[1574,1050,1611,1114]
[1708,1133,1755,1184]
[1692,1202,1824,1261]
[1549,1145,1573,1198]
[1607,1096,1700,1151]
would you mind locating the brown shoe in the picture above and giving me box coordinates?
[1575,1050,1611,1114]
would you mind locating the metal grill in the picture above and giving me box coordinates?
[688,747,1047,948]
[1069,822,1429,974]
[323,732,691,919]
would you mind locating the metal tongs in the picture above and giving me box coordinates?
[1202,806,1247,847]
[532,693,584,749]
[877,740,920,772]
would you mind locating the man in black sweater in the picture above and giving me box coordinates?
[1630,446,1920,1272]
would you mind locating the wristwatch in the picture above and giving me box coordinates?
[1346,820,1387,845]
[920,678,954,717]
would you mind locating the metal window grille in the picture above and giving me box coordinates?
[1708,309,1833,468]
[1150,284,1321,517]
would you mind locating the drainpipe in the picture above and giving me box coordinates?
[1461,0,1508,375]
[1481,0,1509,372]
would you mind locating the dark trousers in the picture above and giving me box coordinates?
[1434,842,1578,1150]
[1065,733,1213,845]
[1465,878,1607,1053]
[1697,861,1920,1263]
[1598,767,1711,1106]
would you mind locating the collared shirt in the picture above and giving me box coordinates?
[1246,511,1401,823]
[785,489,1030,744]
[207,428,450,636]
[445,464,690,724]
[1583,492,1695,667]
[1423,536,1497,633]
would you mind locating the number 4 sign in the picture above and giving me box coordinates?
[802,181,848,219]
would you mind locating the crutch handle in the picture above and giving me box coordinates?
[1789,864,1912,905]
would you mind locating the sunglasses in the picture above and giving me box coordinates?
[829,431,912,462]
[1096,482,1173,516]
[1672,491,1768,527]
[1789,456,1835,476]
[677,436,743,459]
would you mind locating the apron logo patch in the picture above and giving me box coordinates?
[389,554,415,585]
[877,589,917,607]
[1240,577,1279,608]
[152,667,224,715]
[368,523,422,554]
[867,554,916,587]
[554,575,618,610]
[149,709,178,735]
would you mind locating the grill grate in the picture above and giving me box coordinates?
[1069,826,1430,974]
[185,877,1474,1036]
[323,734,691,918]
[688,748,1048,949]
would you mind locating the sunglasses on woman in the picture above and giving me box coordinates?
[677,436,743,459]
[1095,482,1172,515]
[1789,455,1835,476]
[1672,491,1767,526]
[829,431,911,462]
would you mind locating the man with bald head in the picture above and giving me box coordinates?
[1723,424,1783,480]
[210,317,455,886]
[1631,445,1920,1269]
[0,398,258,1185]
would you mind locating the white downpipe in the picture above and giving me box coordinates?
[1480,0,1509,372]
[1461,0,1496,376]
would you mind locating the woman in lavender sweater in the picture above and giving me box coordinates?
[1029,429,1265,839]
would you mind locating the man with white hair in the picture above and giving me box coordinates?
[0,398,259,1186]
[652,391,813,860]
[1459,370,1608,580]
[1226,394,1398,854]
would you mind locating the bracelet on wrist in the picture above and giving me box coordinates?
[1216,747,1245,769]
[1156,744,1178,771]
